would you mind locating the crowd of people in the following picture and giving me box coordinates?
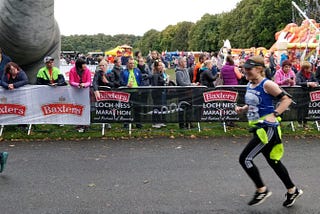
[1,47,320,130]
[0,47,307,207]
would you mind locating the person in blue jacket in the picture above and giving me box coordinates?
[120,57,143,129]
[1,62,29,90]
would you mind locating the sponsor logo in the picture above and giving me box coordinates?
[0,96,26,116]
[203,90,238,102]
[41,96,84,116]
[310,90,320,102]
[96,91,130,102]
[0,104,26,116]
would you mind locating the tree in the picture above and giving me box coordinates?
[160,25,177,51]
[139,29,161,56]
[61,0,317,53]
[189,14,221,51]
[170,21,194,51]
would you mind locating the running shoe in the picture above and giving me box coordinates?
[0,152,8,173]
[248,189,272,206]
[283,188,303,207]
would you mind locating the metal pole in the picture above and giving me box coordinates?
[291,1,320,60]
[291,1,319,32]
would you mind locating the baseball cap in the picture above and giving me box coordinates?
[243,56,265,69]
[44,56,54,63]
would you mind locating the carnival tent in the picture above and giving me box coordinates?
[271,19,320,51]
[105,45,133,57]
[105,46,123,56]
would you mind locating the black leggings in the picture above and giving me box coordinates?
[239,126,295,189]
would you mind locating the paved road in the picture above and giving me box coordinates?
[0,137,319,214]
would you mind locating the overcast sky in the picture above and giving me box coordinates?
[54,0,241,36]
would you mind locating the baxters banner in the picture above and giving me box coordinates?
[0,86,90,125]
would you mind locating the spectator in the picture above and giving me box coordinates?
[199,60,217,88]
[86,54,95,65]
[137,56,153,126]
[274,60,296,87]
[279,51,288,66]
[146,50,159,71]
[110,57,123,88]
[296,61,318,87]
[94,56,105,72]
[36,56,67,86]
[221,55,240,86]
[68,58,91,88]
[295,61,319,128]
[151,60,167,128]
[137,57,152,86]
[134,50,142,67]
[175,56,198,129]
[238,59,248,85]
[268,51,277,77]
[121,47,132,66]
[192,53,206,83]
[92,60,113,129]
[92,60,115,99]
[187,53,195,68]
[120,57,143,129]
[0,47,12,85]
[1,62,28,90]
[263,57,274,80]
[211,52,219,76]
[69,58,92,133]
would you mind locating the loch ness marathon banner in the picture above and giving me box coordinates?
[90,86,320,124]
[1,85,319,125]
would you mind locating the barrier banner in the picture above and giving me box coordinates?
[201,86,246,122]
[91,86,205,123]
[1,85,318,125]
[0,85,90,125]
[90,86,320,124]
[288,86,320,121]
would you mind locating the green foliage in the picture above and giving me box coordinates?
[171,21,194,51]
[189,14,221,51]
[160,25,177,51]
[61,0,315,53]
[139,29,161,55]
[61,34,141,54]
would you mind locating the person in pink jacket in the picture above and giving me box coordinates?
[274,60,296,86]
[68,58,92,132]
[68,58,92,88]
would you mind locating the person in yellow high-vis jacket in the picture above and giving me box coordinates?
[235,56,303,208]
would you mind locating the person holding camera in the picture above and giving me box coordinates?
[274,60,296,86]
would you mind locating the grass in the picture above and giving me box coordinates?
[0,121,319,142]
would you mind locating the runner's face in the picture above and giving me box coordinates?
[244,67,260,80]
